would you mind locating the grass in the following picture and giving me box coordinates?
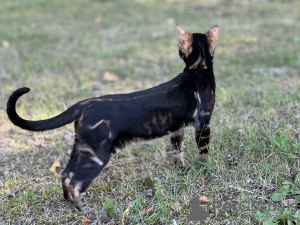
[0,0,300,224]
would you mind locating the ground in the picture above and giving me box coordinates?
[0,0,299,224]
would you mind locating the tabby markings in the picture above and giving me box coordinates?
[90,156,103,166]
[189,57,202,70]
[193,91,201,118]
[80,144,104,166]
[200,135,209,140]
[89,119,110,130]
[199,145,207,151]
[200,110,211,117]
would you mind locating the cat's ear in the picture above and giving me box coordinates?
[176,25,192,57]
[206,25,219,53]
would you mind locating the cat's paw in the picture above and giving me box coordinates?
[170,153,187,170]
[166,144,187,169]
[199,153,209,162]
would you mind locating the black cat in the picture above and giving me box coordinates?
[7,25,219,212]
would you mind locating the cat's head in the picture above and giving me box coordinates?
[176,25,219,70]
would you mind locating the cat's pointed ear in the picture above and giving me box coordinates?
[176,25,192,56]
[206,25,219,51]
[176,25,191,44]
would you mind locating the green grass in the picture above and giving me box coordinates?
[0,0,300,224]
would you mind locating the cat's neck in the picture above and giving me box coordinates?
[183,65,214,74]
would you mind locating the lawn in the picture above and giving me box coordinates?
[0,0,299,224]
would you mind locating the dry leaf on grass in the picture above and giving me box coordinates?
[141,205,155,217]
[102,72,119,82]
[166,18,175,25]
[169,202,179,211]
[199,196,210,204]
[49,161,60,174]
[122,208,130,225]
[122,192,130,200]
[2,41,10,48]
[80,219,92,225]
[73,216,92,225]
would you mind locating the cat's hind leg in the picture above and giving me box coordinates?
[61,136,80,202]
[166,128,186,168]
[69,142,111,213]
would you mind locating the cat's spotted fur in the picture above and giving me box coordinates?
[7,25,219,212]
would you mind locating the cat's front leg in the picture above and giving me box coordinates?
[166,128,186,168]
[194,112,211,162]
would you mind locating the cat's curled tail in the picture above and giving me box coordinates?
[7,87,82,132]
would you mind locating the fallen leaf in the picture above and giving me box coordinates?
[167,18,175,25]
[141,205,155,217]
[102,72,119,82]
[2,41,9,48]
[122,208,130,225]
[169,202,178,211]
[122,192,130,200]
[73,216,92,225]
[141,208,147,216]
[199,196,210,205]
[80,218,92,225]
[49,161,60,174]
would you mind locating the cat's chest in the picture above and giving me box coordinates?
[191,90,212,122]
[192,91,201,118]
